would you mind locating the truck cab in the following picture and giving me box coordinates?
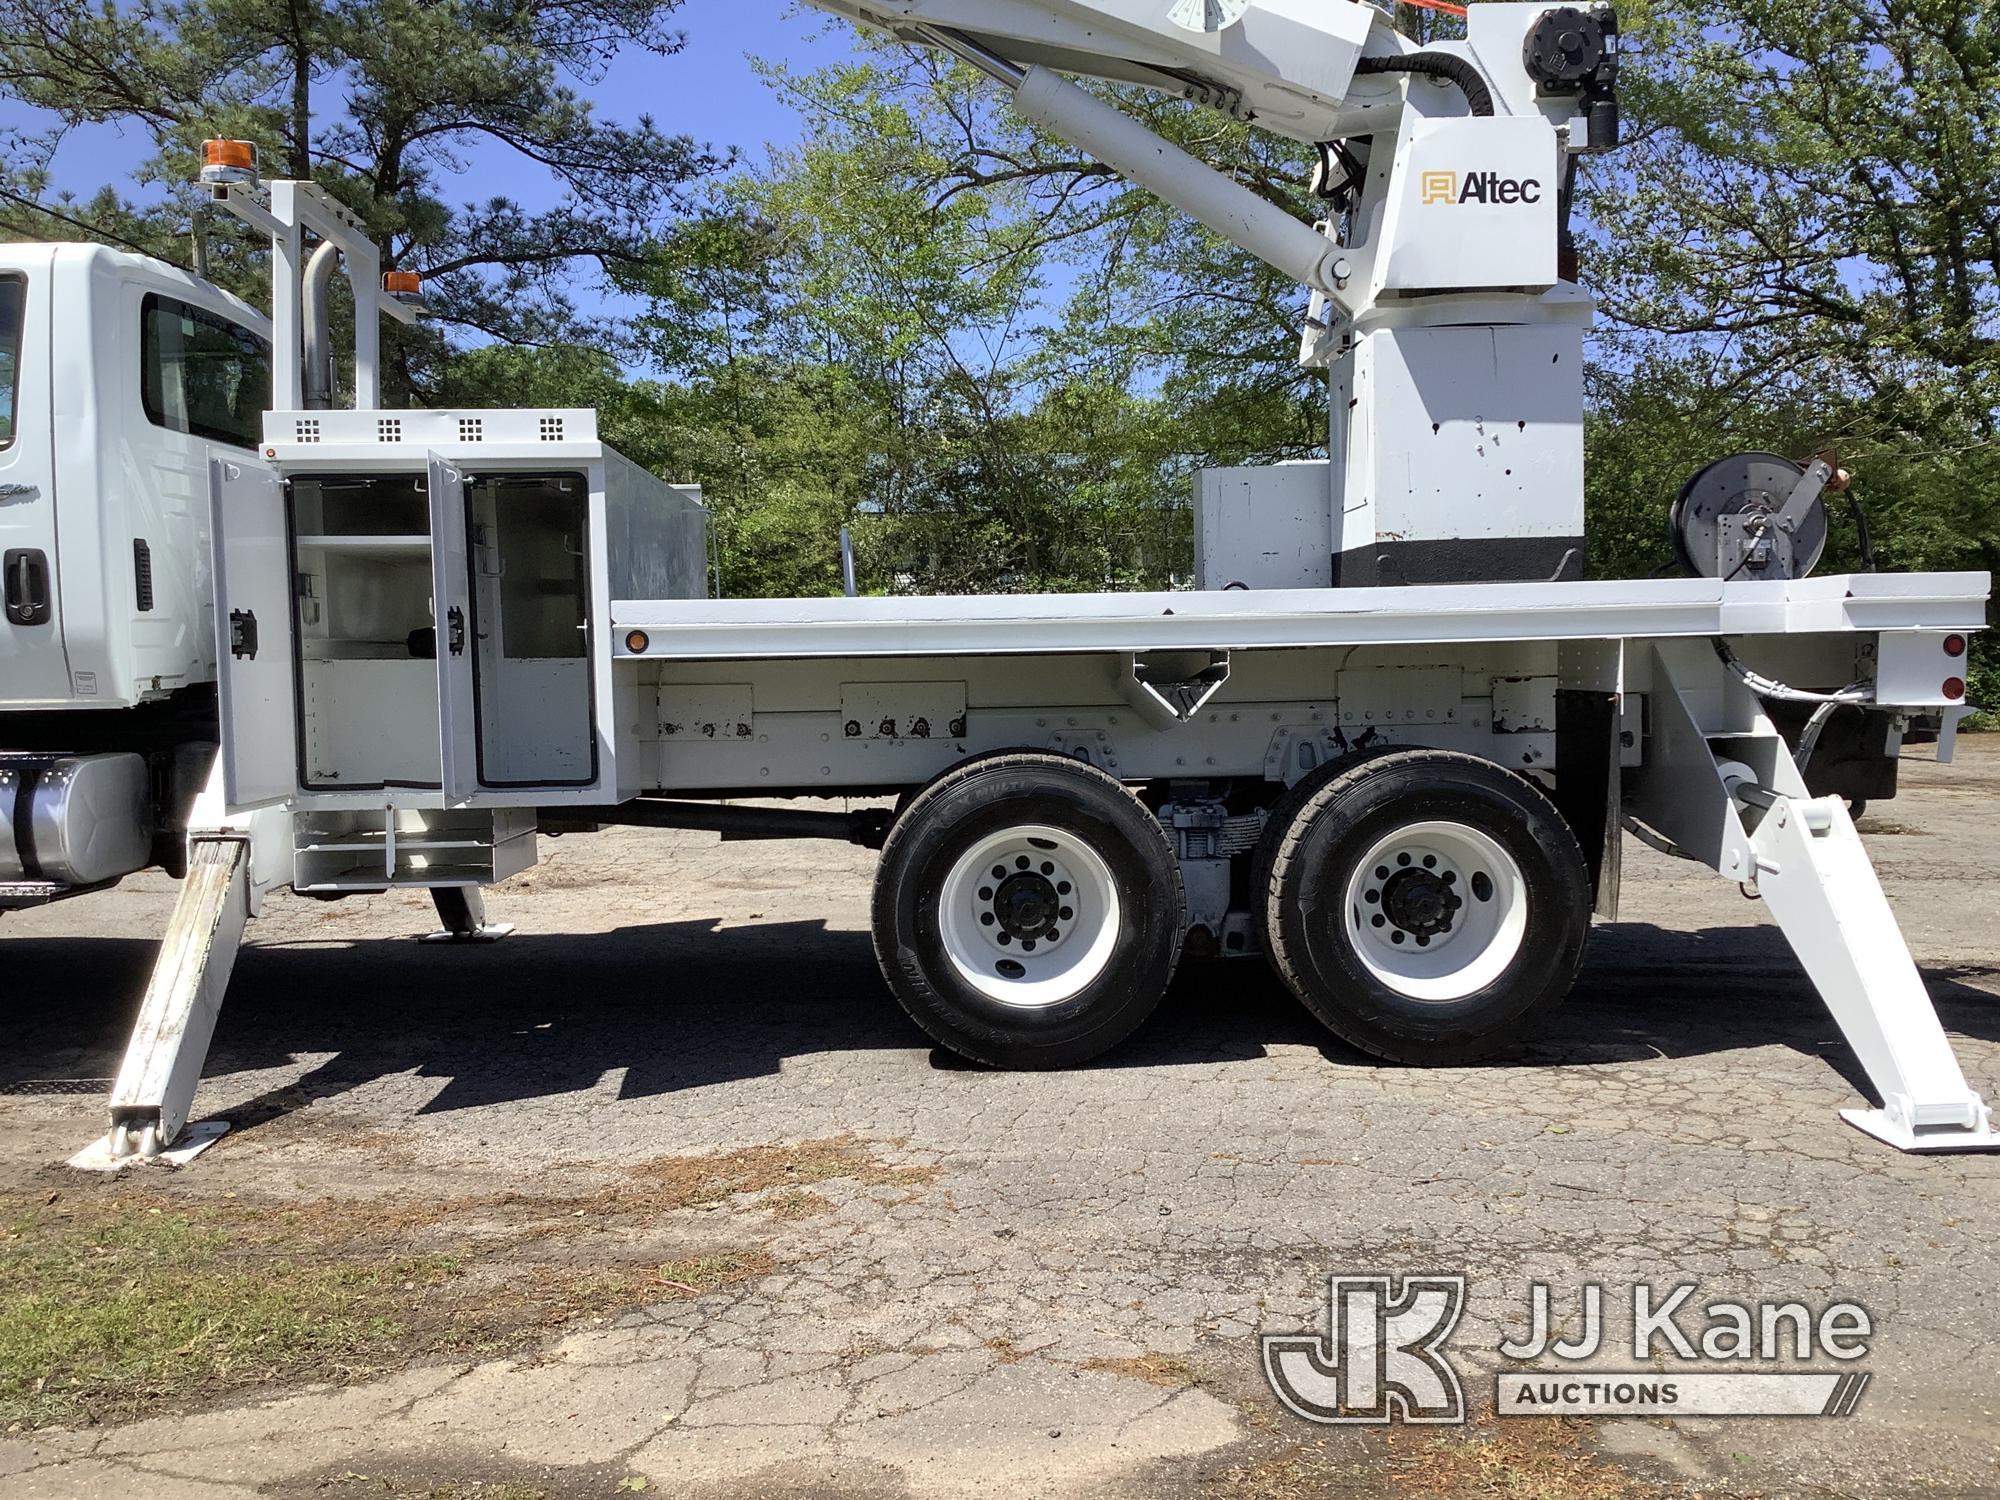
[0,243,272,907]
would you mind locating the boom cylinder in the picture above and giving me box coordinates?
[1005,62,1354,308]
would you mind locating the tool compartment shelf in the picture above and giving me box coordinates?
[290,807,537,890]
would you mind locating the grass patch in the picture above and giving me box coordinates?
[0,1137,932,1432]
[622,1136,937,1206]
[650,1251,773,1296]
[763,1189,836,1221]
[319,1480,549,1500]
[1082,1352,1195,1388]
[0,1201,457,1431]
[1219,1410,1654,1500]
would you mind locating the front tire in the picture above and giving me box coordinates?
[871,752,1184,1068]
[1265,749,1590,1064]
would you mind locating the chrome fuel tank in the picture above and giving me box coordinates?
[0,751,152,885]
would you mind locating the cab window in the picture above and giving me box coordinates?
[0,276,25,450]
[140,294,271,449]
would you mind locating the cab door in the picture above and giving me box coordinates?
[208,457,299,810]
[0,249,68,704]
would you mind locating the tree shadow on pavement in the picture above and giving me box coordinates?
[2,913,1995,1133]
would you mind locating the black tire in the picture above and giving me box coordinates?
[1250,742,1406,941]
[1265,749,1590,1064]
[871,751,1184,1068]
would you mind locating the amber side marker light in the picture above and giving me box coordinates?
[625,630,651,654]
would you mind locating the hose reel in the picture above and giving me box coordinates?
[1670,452,1837,582]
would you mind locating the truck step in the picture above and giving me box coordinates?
[0,879,105,911]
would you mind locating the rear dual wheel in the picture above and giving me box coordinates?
[1260,749,1591,1064]
[871,752,1184,1068]
[870,746,1590,1070]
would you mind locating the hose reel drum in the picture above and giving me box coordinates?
[1670,451,1837,582]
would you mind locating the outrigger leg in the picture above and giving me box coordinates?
[1634,642,1997,1152]
[70,760,289,1170]
[420,885,513,944]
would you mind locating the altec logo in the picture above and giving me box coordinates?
[1421,169,1543,205]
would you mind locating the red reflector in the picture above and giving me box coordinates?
[1943,677,1966,700]
[1944,634,1967,658]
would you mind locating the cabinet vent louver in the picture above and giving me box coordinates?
[133,539,153,612]
[378,418,403,443]
[458,417,484,443]
[539,415,564,441]
[294,418,321,443]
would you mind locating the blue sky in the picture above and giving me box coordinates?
[2,1,854,230]
[0,2,861,354]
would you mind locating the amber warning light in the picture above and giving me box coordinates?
[383,269,430,314]
[199,139,258,187]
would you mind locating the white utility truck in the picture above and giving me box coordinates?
[0,243,273,909]
[101,0,1995,1163]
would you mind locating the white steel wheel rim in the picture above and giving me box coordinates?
[1342,820,1527,1003]
[938,824,1122,1008]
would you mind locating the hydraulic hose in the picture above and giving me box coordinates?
[1712,638,1874,707]
[1354,53,1495,117]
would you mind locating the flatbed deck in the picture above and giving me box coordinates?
[612,572,1990,661]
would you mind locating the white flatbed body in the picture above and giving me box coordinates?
[147,414,1999,1165]
[613,572,1989,661]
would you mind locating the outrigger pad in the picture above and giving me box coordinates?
[67,1120,230,1173]
[1841,1106,2000,1154]
[418,921,515,945]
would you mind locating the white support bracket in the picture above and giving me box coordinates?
[1748,793,1997,1152]
[1637,641,1997,1153]
[1119,651,1231,731]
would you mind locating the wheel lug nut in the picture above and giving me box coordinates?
[981,913,995,927]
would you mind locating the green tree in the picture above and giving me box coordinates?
[1584,0,2000,705]
[0,0,724,392]
[624,39,1331,596]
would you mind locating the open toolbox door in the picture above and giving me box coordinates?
[208,458,299,811]
[427,451,482,805]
